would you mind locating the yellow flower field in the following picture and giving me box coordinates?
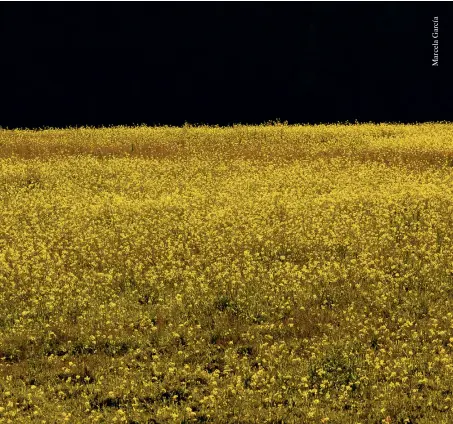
[1,122,453,423]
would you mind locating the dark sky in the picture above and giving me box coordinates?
[1,2,451,128]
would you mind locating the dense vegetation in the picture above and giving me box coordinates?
[1,123,453,423]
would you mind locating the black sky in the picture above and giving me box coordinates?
[1,2,451,129]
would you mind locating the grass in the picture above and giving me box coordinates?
[1,122,453,423]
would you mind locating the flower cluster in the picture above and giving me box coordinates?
[1,123,453,423]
